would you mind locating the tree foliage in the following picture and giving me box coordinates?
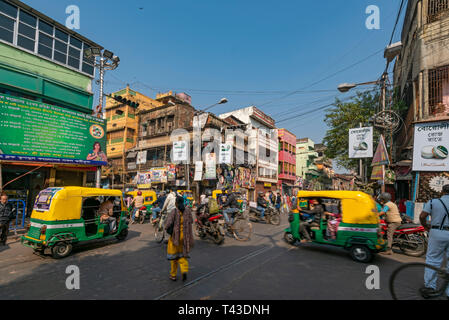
[323,91,380,171]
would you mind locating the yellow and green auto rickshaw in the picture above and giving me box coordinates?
[126,190,157,218]
[21,187,129,259]
[284,190,386,263]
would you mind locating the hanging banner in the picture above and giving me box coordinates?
[167,164,176,181]
[205,153,216,180]
[173,141,188,162]
[150,167,168,183]
[194,161,203,181]
[371,165,384,180]
[135,172,151,185]
[136,151,147,165]
[371,135,390,166]
[413,121,449,171]
[348,127,373,158]
[219,143,233,164]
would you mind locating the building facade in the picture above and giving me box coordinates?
[219,106,278,197]
[296,138,319,180]
[277,128,296,194]
[393,0,449,204]
[104,85,163,187]
[0,0,105,213]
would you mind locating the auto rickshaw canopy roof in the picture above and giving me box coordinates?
[31,187,124,222]
[296,190,379,225]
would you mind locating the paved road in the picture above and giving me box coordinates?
[0,215,424,300]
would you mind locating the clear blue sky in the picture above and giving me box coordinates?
[24,0,404,146]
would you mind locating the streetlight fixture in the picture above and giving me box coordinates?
[83,47,120,118]
[84,47,120,189]
[337,80,380,93]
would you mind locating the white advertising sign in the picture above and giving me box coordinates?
[136,151,147,165]
[205,153,216,180]
[413,121,449,171]
[219,143,232,164]
[173,141,188,162]
[348,127,373,159]
[194,161,203,181]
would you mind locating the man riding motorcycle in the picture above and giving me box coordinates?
[256,191,268,220]
[130,191,145,224]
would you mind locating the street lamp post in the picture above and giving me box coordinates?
[84,48,120,189]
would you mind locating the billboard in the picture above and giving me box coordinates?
[0,94,107,165]
[413,121,449,171]
[348,127,373,159]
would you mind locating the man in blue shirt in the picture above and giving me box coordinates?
[152,191,167,223]
[419,184,449,300]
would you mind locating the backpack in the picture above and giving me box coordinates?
[208,198,220,214]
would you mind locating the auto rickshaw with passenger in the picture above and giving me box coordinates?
[284,190,386,263]
[21,187,129,259]
[126,190,157,220]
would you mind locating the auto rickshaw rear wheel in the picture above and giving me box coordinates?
[51,242,73,259]
[349,245,373,263]
[116,228,128,241]
[283,232,296,245]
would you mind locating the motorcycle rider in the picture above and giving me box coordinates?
[221,187,239,226]
[257,191,268,220]
[130,191,145,224]
[419,184,449,299]
[378,192,402,255]
[197,190,211,228]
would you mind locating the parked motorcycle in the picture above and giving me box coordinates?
[194,206,226,245]
[380,216,428,257]
[249,204,280,225]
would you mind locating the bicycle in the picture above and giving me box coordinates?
[153,210,168,243]
[224,202,253,241]
[389,262,449,300]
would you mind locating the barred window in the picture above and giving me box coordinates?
[428,0,449,23]
[428,65,449,115]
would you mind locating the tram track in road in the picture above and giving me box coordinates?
[153,220,291,300]
[153,245,275,300]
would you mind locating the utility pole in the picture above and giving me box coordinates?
[381,73,387,194]
[359,122,363,185]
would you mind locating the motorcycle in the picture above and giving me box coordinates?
[249,204,280,225]
[380,215,428,257]
[194,206,226,245]
[133,206,147,224]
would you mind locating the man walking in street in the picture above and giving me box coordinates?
[378,192,402,255]
[419,184,449,300]
[0,192,15,245]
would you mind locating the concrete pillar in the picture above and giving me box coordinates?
[49,168,56,187]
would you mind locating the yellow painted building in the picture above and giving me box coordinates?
[104,85,162,181]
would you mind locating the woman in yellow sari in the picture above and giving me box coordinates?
[165,195,194,281]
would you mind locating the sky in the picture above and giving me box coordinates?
[22,0,405,171]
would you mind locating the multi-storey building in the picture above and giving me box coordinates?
[104,85,162,186]
[219,106,278,197]
[296,138,319,180]
[277,129,296,194]
[393,0,449,202]
[0,0,105,212]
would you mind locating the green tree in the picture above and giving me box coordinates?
[323,91,380,171]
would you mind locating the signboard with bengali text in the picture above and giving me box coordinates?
[0,94,107,166]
